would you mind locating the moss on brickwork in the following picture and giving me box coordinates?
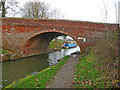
[0,48,7,54]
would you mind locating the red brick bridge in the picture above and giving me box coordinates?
[1,18,118,59]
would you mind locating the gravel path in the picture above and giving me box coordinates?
[47,54,80,88]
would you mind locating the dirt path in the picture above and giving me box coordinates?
[47,54,80,88]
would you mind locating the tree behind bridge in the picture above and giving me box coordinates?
[0,0,64,19]
[21,1,64,19]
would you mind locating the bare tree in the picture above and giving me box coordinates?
[118,1,120,24]
[0,0,20,17]
[100,1,118,39]
[101,1,110,39]
[0,0,6,17]
[101,1,111,23]
[21,1,64,19]
[112,0,118,23]
[0,0,19,17]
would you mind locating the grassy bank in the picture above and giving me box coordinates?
[49,39,64,49]
[5,55,69,88]
[73,54,118,88]
[73,32,119,88]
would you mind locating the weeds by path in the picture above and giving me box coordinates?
[72,32,119,88]
[73,54,119,88]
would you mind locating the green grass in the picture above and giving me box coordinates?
[73,54,116,88]
[0,48,7,54]
[5,55,69,88]
[49,39,64,49]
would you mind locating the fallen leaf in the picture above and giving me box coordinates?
[76,81,79,83]
[81,82,84,85]
[35,82,38,84]
[73,80,75,83]
[89,83,92,85]
[112,81,115,84]
[93,85,96,87]
[46,86,49,88]
[82,76,85,78]
[74,78,76,80]
[65,82,67,84]
[35,79,39,82]
[89,80,91,83]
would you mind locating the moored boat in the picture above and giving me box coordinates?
[63,42,77,49]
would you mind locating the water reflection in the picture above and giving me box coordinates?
[2,46,80,87]
[2,54,49,87]
[48,46,80,65]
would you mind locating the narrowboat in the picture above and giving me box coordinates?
[63,42,77,49]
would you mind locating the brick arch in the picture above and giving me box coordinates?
[2,18,118,60]
[22,30,82,56]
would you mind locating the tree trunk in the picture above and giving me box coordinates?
[1,1,6,17]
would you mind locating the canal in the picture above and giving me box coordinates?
[1,46,80,88]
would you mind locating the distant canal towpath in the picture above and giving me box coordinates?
[47,54,80,88]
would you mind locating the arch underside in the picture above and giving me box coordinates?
[22,32,67,56]
[22,30,100,56]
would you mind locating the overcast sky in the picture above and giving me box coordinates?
[18,0,120,23]
[44,0,120,23]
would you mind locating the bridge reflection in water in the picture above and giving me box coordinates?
[2,46,80,87]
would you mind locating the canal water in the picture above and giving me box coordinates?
[1,46,80,88]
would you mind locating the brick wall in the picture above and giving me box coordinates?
[1,18,118,58]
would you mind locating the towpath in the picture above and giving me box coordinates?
[47,54,80,88]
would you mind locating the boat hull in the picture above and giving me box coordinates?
[63,42,77,49]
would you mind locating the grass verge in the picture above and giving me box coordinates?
[73,54,115,88]
[73,53,119,88]
[73,31,119,88]
[5,55,69,88]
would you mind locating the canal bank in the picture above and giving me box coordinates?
[4,50,119,88]
[0,48,62,62]
[2,46,80,88]
[5,55,70,88]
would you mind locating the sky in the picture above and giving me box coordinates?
[43,0,120,23]
[17,0,120,23]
